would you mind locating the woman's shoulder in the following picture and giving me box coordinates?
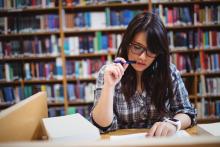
[169,63,181,81]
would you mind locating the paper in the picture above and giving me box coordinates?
[110,130,190,140]
[197,122,220,136]
[42,113,101,141]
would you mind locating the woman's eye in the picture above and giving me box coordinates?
[134,45,142,50]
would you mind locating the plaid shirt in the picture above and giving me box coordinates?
[91,63,197,133]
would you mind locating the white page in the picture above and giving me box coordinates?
[197,123,220,136]
[110,130,190,140]
[42,113,100,141]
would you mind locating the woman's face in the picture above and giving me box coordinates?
[128,32,156,73]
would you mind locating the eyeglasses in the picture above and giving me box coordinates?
[128,42,157,58]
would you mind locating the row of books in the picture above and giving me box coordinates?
[0,0,58,9]
[64,33,122,55]
[168,30,220,50]
[197,98,220,119]
[67,106,92,119]
[153,5,220,26]
[64,9,142,29]
[48,106,92,118]
[201,53,220,72]
[0,63,23,81]
[193,4,220,25]
[0,14,59,34]
[0,58,63,81]
[0,84,64,104]
[170,54,200,74]
[62,0,147,7]
[205,78,220,96]
[66,58,107,79]
[1,30,219,58]
[154,6,192,26]
[67,83,95,102]
[0,86,21,104]
[171,53,220,74]
[0,35,60,58]
[0,82,96,105]
[0,57,108,81]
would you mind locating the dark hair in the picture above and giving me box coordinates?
[117,12,173,114]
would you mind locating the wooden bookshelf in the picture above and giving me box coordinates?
[0,0,220,121]
[197,118,220,124]
[67,77,96,83]
[152,0,220,5]
[0,80,21,86]
[0,7,59,17]
[0,56,59,62]
[64,2,149,11]
[0,32,60,39]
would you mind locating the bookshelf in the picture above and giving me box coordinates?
[0,0,220,123]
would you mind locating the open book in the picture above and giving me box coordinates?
[197,122,220,136]
[110,130,190,140]
[42,113,100,141]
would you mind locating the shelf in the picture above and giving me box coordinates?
[198,95,220,99]
[0,31,60,39]
[66,52,115,59]
[181,72,199,77]
[166,24,220,30]
[64,24,220,34]
[197,118,220,124]
[202,48,220,53]
[0,103,14,109]
[48,102,65,107]
[0,7,58,17]
[202,72,220,77]
[152,0,220,6]
[64,27,126,35]
[0,56,59,62]
[24,79,63,84]
[189,95,197,100]
[68,100,93,106]
[64,2,149,11]
[67,77,96,82]
[0,80,22,86]
[170,49,200,53]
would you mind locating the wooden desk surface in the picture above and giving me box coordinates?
[101,126,198,139]
[1,126,220,147]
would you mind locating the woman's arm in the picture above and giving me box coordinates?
[148,64,196,137]
[92,83,115,127]
[92,58,128,127]
[174,113,191,130]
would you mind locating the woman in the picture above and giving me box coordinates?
[90,12,196,137]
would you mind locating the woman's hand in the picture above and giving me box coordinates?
[147,122,177,137]
[104,57,128,87]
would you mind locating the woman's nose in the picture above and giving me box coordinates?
[138,51,147,59]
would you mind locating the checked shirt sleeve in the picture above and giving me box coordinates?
[169,64,197,126]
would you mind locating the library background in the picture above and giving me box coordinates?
[0,0,220,123]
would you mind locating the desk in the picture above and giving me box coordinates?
[101,126,198,139]
[1,126,220,147]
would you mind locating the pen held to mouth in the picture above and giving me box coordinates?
[114,60,136,65]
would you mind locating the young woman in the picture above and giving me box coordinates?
[90,12,196,137]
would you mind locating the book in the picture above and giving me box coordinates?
[42,113,100,141]
[197,123,220,136]
[110,130,190,141]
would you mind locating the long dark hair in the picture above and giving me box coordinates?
[117,12,173,113]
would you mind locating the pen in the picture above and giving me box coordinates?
[114,60,136,64]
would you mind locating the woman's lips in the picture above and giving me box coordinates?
[136,61,146,65]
